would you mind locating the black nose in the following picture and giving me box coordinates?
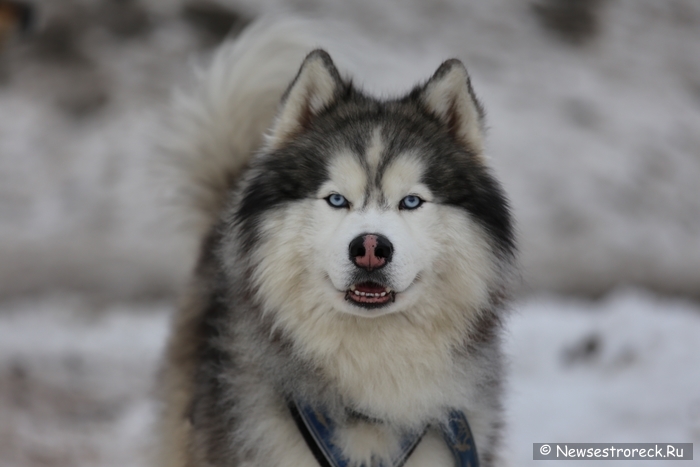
[349,234,393,271]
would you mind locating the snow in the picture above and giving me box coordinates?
[506,289,700,465]
[0,295,170,467]
[1,290,698,466]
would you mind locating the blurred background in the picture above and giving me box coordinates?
[0,0,698,465]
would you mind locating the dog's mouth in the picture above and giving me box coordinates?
[344,282,395,308]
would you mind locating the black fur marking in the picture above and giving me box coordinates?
[235,90,364,251]
[186,227,240,462]
[377,101,515,258]
[234,63,514,262]
[235,141,330,251]
[422,157,515,259]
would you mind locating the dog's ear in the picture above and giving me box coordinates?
[419,59,485,157]
[268,49,344,149]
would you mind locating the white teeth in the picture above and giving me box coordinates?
[349,286,393,299]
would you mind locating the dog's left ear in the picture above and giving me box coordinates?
[419,59,485,157]
[268,49,344,149]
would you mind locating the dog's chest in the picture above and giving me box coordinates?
[322,420,455,467]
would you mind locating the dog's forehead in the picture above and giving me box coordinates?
[325,126,427,205]
[380,153,425,201]
[327,149,366,202]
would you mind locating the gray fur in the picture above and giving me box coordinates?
[159,20,516,467]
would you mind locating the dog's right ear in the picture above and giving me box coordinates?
[268,49,344,149]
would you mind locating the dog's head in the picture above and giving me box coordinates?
[225,50,515,320]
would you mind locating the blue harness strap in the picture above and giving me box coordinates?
[443,410,480,467]
[289,400,480,467]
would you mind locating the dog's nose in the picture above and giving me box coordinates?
[349,234,393,271]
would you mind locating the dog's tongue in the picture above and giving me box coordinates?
[355,282,386,293]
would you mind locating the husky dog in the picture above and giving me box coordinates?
[159,18,516,467]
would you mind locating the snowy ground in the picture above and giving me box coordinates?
[1,290,698,467]
[506,290,700,465]
[0,296,169,467]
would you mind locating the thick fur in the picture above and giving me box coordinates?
[159,17,516,467]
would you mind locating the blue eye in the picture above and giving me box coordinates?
[326,193,349,208]
[400,195,423,210]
